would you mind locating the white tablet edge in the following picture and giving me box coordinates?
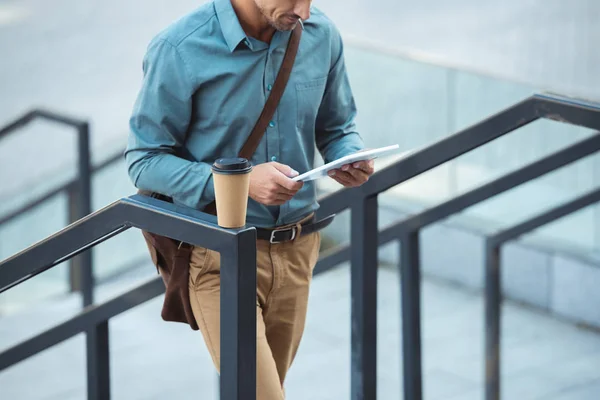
[292,144,401,182]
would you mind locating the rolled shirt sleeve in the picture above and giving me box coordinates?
[125,38,215,209]
[315,26,365,164]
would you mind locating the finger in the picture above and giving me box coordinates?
[331,174,351,186]
[351,160,374,174]
[268,181,294,195]
[340,163,360,174]
[333,174,356,187]
[329,169,355,186]
[270,162,299,178]
[276,175,304,192]
[328,169,346,179]
[335,169,359,183]
[343,166,369,182]
[342,168,368,186]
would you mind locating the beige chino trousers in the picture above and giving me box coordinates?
[188,214,321,399]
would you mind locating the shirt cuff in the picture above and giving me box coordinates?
[203,174,215,203]
[324,132,365,163]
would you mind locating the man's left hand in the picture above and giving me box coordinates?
[327,155,374,188]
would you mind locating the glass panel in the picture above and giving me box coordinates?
[345,46,452,149]
[452,71,536,133]
[0,193,69,313]
[450,87,597,251]
[0,119,81,311]
[91,157,149,283]
[342,45,456,207]
[340,43,600,256]
[0,120,77,208]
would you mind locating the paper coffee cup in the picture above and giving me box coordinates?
[211,158,252,228]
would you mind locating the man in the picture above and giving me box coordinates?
[125,0,373,397]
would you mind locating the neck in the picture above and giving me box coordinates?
[230,0,276,43]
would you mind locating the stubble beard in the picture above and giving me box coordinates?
[254,1,297,31]
[270,19,297,31]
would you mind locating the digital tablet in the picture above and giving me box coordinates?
[292,144,402,182]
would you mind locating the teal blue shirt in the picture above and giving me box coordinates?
[125,0,364,228]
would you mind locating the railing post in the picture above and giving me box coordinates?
[87,322,110,400]
[67,184,82,293]
[485,241,501,400]
[73,122,110,400]
[220,228,257,400]
[399,230,423,400]
[351,195,378,400]
[77,121,94,307]
[67,121,94,299]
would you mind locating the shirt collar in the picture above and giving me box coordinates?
[215,0,248,52]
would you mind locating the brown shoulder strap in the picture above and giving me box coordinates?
[239,24,302,160]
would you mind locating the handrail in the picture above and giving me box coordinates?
[5,94,598,228]
[0,194,228,293]
[0,217,350,378]
[319,134,600,400]
[3,92,600,400]
[311,93,600,400]
[5,94,597,277]
[314,131,600,275]
[0,110,89,138]
[0,194,258,400]
[484,187,600,400]
[0,224,360,372]
[316,93,600,218]
[489,188,600,246]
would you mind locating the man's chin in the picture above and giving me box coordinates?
[271,19,298,31]
[282,23,297,31]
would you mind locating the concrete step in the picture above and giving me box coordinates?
[2,263,600,399]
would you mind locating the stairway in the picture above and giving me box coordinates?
[2,260,600,400]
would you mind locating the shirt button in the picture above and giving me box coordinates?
[267,84,273,91]
[269,121,275,127]
[271,156,277,162]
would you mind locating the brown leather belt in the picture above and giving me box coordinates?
[255,214,336,243]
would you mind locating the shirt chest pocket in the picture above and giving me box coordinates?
[296,77,327,130]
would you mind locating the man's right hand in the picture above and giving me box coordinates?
[249,162,304,206]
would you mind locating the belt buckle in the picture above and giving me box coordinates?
[270,226,296,244]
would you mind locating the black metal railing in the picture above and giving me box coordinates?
[312,93,600,400]
[1,93,600,400]
[0,195,258,400]
[484,187,600,399]
[0,109,93,303]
